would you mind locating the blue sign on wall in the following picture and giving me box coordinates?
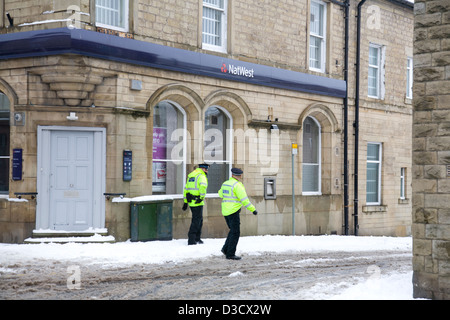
[123,150,132,181]
[12,148,22,181]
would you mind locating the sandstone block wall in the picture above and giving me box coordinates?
[413,0,450,300]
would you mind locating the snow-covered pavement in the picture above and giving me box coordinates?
[0,235,416,300]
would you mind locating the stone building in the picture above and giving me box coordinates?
[0,0,413,243]
[412,0,450,300]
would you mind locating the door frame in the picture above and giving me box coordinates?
[36,126,106,231]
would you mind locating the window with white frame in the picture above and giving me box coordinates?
[0,92,10,194]
[95,0,129,32]
[309,0,327,73]
[302,116,321,195]
[204,106,232,193]
[400,167,406,200]
[366,143,382,205]
[368,44,382,98]
[202,0,227,53]
[152,101,186,195]
[406,57,413,99]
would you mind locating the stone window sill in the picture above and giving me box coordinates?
[362,205,387,213]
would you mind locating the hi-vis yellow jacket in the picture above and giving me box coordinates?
[183,168,208,207]
[218,177,256,216]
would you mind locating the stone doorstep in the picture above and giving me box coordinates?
[24,229,115,244]
[24,235,116,244]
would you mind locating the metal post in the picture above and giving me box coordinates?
[292,151,295,235]
[292,144,298,235]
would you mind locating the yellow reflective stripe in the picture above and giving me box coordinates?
[193,175,200,190]
[223,181,239,188]
[222,195,236,199]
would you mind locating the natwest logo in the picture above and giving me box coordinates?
[221,63,228,73]
[220,63,254,78]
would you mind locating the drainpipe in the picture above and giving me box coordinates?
[330,0,350,235]
[343,0,350,235]
[354,0,367,236]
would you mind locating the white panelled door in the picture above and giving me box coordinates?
[37,127,106,232]
[50,130,94,230]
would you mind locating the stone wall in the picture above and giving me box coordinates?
[412,0,450,300]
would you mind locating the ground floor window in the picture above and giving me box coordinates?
[152,101,186,195]
[400,167,406,200]
[204,106,232,193]
[302,116,321,195]
[0,92,10,194]
[366,142,382,205]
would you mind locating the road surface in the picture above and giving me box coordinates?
[0,249,411,300]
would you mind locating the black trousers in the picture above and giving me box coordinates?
[222,209,241,257]
[188,205,203,244]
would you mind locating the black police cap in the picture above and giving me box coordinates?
[231,168,243,175]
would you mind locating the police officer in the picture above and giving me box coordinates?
[183,163,209,245]
[218,168,257,260]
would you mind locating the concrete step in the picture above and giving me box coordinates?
[24,234,115,244]
[24,229,115,244]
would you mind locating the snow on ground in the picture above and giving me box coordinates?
[0,235,416,300]
[0,235,410,266]
[330,270,414,300]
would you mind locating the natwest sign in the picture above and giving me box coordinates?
[221,63,255,78]
[0,28,347,98]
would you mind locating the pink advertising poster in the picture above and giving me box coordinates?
[152,127,167,192]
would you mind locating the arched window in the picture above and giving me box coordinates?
[302,116,321,195]
[204,106,232,193]
[152,100,186,195]
[0,92,10,194]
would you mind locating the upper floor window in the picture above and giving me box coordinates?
[0,92,10,194]
[202,0,227,53]
[406,57,413,99]
[302,116,321,195]
[309,0,327,73]
[96,0,129,32]
[368,43,385,99]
